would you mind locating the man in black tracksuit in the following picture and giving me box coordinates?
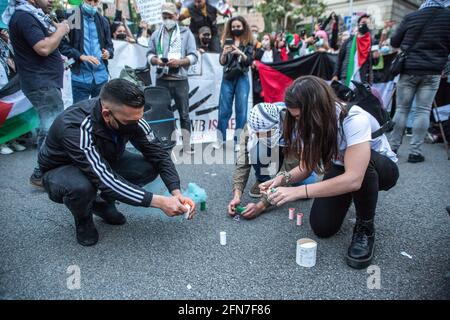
[38,79,195,246]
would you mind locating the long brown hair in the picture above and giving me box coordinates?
[283,76,346,174]
[221,16,253,47]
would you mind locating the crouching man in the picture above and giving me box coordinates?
[38,79,195,246]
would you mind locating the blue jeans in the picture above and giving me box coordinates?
[24,87,64,151]
[72,80,106,104]
[218,73,250,142]
[389,74,441,155]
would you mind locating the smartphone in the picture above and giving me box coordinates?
[224,38,233,46]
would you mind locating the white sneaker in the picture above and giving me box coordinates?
[234,144,240,153]
[212,141,223,150]
[0,144,14,155]
[9,141,26,151]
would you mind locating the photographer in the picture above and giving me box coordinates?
[148,2,198,155]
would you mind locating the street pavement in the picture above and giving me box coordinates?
[0,139,449,300]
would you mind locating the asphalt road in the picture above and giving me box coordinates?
[1,139,449,300]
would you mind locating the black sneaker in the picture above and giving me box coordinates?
[249,182,262,198]
[92,198,126,225]
[29,167,43,188]
[346,218,375,269]
[74,214,99,246]
[405,127,412,137]
[407,153,425,163]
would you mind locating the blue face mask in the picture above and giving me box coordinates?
[82,3,97,16]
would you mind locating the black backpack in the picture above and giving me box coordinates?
[331,80,394,139]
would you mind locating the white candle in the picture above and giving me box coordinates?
[220,231,227,245]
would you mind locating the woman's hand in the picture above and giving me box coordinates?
[241,202,267,219]
[223,45,233,54]
[259,175,284,194]
[227,196,241,217]
[231,45,244,57]
[267,186,303,207]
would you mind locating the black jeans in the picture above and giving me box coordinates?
[156,78,191,147]
[42,152,158,219]
[310,150,399,238]
[23,87,64,151]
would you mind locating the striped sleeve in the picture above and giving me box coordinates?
[62,116,153,207]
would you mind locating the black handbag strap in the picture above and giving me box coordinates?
[404,8,443,54]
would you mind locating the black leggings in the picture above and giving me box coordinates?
[310,150,399,238]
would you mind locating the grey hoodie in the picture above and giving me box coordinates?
[147,25,198,80]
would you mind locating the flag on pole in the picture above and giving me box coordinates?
[0,76,39,144]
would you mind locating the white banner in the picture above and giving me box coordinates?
[109,41,253,144]
[135,0,164,25]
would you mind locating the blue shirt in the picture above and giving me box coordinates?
[71,10,109,85]
[8,11,64,93]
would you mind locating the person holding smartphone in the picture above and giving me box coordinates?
[213,16,253,152]
[148,2,198,155]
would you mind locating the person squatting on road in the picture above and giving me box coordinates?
[228,102,317,220]
[38,79,196,246]
[262,76,399,269]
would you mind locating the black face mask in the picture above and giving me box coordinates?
[358,23,370,35]
[116,33,127,40]
[110,112,139,135]
[231,29,243,37]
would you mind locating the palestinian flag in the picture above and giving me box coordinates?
[257,50,403,112]
[0,76,39,144]
[345,33,372,87]
[255,52,337,103]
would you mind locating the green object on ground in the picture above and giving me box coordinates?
[235,205,246,214]
[200,202,206,211]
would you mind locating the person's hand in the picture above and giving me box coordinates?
[80,55,100,65]
[101,49,110,60]
[56,21,70,35]
[223,45,233,54]
[227,196,241,217]
[267,186,303,207]
[174,194,196,220]
[241,202,266,220]
[159,196,189,217]
[230,45,244,57]
[306,36,315,45]
[331,75,339,82]
[168,58,183,68]
[198,48,206,54]
[259,175,284,195]
[152,57,166,67]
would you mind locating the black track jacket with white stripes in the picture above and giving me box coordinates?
[38,98,181,207]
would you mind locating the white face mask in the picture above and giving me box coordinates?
[315,38,324,47]
[163,19,177,30]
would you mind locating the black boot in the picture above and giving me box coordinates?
[346,218,375,269]
[92,197,127,225]
[74,214,98,246]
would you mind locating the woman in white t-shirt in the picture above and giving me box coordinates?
[261,76,399,269]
